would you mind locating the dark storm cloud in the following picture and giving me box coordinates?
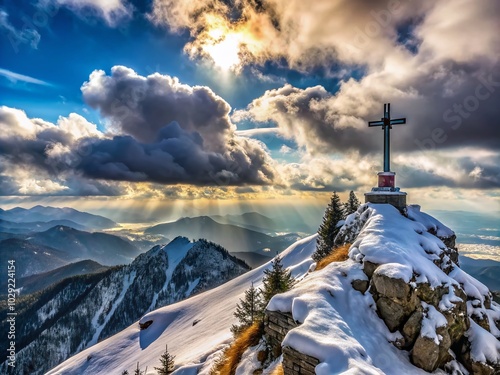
[0,64,277,195]
[79,66,276,185]
[77,122,275,185]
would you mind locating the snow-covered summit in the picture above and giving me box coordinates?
[268,204,500,374]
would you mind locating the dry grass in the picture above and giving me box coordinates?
[210,322,263,375]
[315,243,351,271]
[270,363,284,375]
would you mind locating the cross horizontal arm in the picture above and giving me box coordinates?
[389,118,406,125]
[368,120,385,127]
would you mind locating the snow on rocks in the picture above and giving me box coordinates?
[267,203,500,374]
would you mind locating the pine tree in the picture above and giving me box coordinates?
[154,345,175,375]
[134,362,143,375]
[261,256,295,305]
[231,282,265,336]
[344,191,361,216]
[313,192,345,262]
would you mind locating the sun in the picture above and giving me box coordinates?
[203,32,242,71]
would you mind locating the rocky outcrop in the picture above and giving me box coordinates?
[349,234,498,373]
[339,205,500,374]
[264,204,499,375]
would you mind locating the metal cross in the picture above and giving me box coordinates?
[368,103,406,172]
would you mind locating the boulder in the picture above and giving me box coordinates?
[376,297,410,332]
[371,272,419,332]
[402,308,423,348]
[362,261,379,279]
[415,283,448,305]
[351,279,369,294]
[412,335,440,372]
[372,273,411,300]
[139,320,153,330]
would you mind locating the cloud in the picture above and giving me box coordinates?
[0,68,52,86]
[151,0,500,156]
[279,153,377,192]
[81,66,234,149]
[149,0,499,70]
[0,106,116,196]
[234,83,379,155]
[81,66,277,186]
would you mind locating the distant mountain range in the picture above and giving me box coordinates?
[29,225,140,266]
[460,255,500,291]
[0,218,89,234]
[212,211,317,234]
[0,238,72,278]
[0,226,141,284]
[0,237,249,375]
[145,216,301,254]
[0,206,117,230]
[211,212,280,234]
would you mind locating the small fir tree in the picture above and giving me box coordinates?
[231,282,265,336]
[262,256,295,305]
[344,191,361,216]
[313,192,345,262]
[154,345,175,375]
[134,362,145,375]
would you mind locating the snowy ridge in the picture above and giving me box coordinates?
[47,235,317,374]
[89,271,137,347]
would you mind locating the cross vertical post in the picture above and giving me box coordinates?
[368,103,406,174]
[383,103,390,172]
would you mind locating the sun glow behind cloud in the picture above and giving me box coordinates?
[203,32,242,71]
[184,13,245,72]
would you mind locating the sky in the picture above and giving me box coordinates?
[0,0,499,220]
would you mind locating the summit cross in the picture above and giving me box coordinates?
[368,103,406,172]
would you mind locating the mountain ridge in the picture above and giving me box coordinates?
[0,206,117,230]
[1,237,249,375]
[145,215,301,254]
